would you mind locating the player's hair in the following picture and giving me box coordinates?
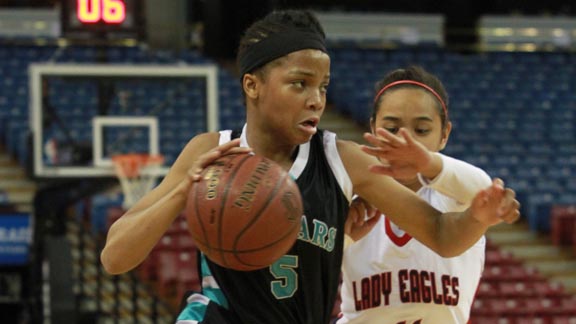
[236,9,326,81]
[373,66,449,130]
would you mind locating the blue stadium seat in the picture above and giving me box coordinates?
[525,192,557,232]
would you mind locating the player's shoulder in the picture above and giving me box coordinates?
[334,138,366,165]
[184,132,220,151]
[176,132,221,164]
[335,138,361,152]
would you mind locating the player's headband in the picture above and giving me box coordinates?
[238,29,327,77]
[374,80,448,119]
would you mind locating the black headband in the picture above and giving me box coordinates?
[239,29,327,77]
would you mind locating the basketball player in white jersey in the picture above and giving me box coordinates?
[339,66,491,324]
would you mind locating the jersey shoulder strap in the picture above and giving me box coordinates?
[231,129,241,140]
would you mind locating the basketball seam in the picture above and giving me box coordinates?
[217,154,252,268]
[232,170,300,268]
[193,180,212,255]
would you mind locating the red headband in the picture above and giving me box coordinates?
[373,80,448,119]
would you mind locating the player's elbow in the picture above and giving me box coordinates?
[427,233,467,258]
[100,248,128,275]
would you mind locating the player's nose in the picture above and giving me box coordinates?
[306,89,324,111]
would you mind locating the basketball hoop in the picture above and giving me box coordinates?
[112,153,164,209]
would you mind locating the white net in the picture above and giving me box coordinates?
[112,154,164,209]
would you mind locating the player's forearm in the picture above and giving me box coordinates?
[422,154,491,204]
[418,151,443,180]
[101,182,188,274]
[434,209,489,257]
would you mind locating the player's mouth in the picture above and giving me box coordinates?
[298,117,319,135]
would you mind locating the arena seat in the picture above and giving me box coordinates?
[550,205,576,246]
[482,264,544,283]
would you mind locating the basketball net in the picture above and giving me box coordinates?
[112,154,164,209]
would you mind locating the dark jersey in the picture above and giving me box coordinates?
[177,128,352,324]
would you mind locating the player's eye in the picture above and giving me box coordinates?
[384,127,399,134]
[415,128,431,135]
[292,80,305,88]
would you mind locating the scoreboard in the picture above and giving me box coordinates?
[76,0,126,24]
[61,0,142,37]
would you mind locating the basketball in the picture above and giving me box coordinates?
[185,153,303,271]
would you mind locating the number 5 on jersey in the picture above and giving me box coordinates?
[270,255,299,299]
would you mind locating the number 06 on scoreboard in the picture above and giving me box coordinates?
[61,0,142,37]
[77,0,126,24]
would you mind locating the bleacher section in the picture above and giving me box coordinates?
[329,46,576,234]
[474,240,576,323]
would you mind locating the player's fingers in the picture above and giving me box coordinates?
[375,128,405,147]
[217,140,252,155]
[498,188,520,218]
[363,132,393,148]
[217,138,252,155]
[366,204,379,220]
[365,213,381,228]
[202,140,252,166]
[225,147,254,156]
[500,198,521,224]
[361,145,392,155]
[189,144,246,182]
[188,165,206,182]
[398,128,416,146]
[197,149,224,168]
[360,147,395,163]
[492,178,505,190]
[351,200,365,225]
[358,200,369,226]
[483,178,505,202]
[471,187,490,208]
[217,138,242,152]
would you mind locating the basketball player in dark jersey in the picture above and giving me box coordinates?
[178,127,350,323]
[101,10,520,324]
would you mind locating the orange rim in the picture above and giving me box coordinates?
[112,153,164,178]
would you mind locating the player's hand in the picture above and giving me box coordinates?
[188,139,252,182]
[361,128,433,180]
[469,178,520,226]
[345,196,381,242]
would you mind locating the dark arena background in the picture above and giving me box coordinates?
[0,0,575,323]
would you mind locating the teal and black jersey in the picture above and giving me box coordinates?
[177,127,352,324]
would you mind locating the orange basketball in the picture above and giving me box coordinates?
[185,153,303,271]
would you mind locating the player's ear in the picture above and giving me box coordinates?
[439,121,452,150]
[369,117,376,134]
[243,73,259,100]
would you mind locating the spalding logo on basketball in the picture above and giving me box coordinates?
[185,153,303,271]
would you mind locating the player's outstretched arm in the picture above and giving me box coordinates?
[338,139,520,257]
[101,135,251,274]
[362,128,493,205]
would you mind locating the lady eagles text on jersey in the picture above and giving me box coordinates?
[351,269,460,311]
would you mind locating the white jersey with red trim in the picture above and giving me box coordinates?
[339,153,492,324]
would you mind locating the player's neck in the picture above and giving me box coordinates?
[247,138,298,171]
[244,123,299,170]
